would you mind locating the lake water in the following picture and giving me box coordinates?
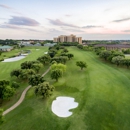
[2,55,26,62]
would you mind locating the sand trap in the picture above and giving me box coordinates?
[44,52,48,54]
[2,55,25,62]
[51,96,78,117]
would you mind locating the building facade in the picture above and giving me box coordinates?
[53,34,82,44]
[0,46,13,51]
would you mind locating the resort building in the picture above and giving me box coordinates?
[53,34,82,44]
[0,46,13,52]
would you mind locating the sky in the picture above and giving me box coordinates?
[0,0,130,40]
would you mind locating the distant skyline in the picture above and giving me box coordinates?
[0,0,130,40]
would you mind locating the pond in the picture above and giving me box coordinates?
[2,55,26,62]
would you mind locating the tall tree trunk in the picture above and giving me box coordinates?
[56,78,58,82]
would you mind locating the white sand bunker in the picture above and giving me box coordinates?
[44,52,48,54]
[51,96,78,117]
[2,55,25,62]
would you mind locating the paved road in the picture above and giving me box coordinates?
[3,67,50,116]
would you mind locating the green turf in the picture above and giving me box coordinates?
[0,46,48,110]
[0,46,48,80]
[125,55,130,59]
[1,46,130,130]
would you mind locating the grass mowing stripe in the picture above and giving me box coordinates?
[1,46,130,130]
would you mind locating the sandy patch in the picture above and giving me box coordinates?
[51,96,78,117]
[44,52,48,54]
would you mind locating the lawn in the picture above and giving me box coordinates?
[0,46,48,80]
[1,46,130,130]
[0,46,48,110]
[125,54,130,59]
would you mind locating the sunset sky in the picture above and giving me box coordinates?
[0,0,130,40]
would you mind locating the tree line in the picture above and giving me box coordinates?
[77,44,130,68]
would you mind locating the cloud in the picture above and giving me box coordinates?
[112,17,130,22]
[0,24,21,29]
[82,25,103,28]
[49,28,60,32]
[47,18,78,28]
[0,24,42,33]
[122,30,130,32]
[65,14,72,17]
[8,16,40,26]
[0,4,13,9]
[104,8,112,12]
[62,28,84,32]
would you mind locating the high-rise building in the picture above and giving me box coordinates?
[53,34,82,44]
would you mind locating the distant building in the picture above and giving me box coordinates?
[94,44,130,50]
[19,41,31,46]
[44,43,57,47]
[0,46,13,51]
[19,41,41,46]
[53,34,82,44]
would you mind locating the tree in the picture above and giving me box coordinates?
[76,61,87,70]
[48,48,57,58]
[62,48,68,53]
[51,69,62,82]
[77,44,83,49]
[28,74,45,86]
[59,56,68,64]
[48,51,55,58]
[10,69,22,78]
[0,109,5,124]
[21,61,33,69]
[18,70,28,80]
[94,47,105,55]
[67,53,74,60]
[107,51,125,62]
[35,82,54,98]
[51,56,68,64]
[11,81,20,89]
[0,51,2,56]
[2,86,15,100]
[51,63,66,73]
[100,50,112,61]
[123,59,130,68]
[32,63,43,73]
[26,69,36,75]
[112,56,124,66]
[37,55,51,65]
[0,80,15,102]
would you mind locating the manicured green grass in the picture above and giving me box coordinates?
[1,46,130,130]
[125,55,130,59]
[0,46,48,110]
[0,46,48,80]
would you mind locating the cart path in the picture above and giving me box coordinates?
[3,67,50,116]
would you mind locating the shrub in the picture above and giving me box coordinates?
[0,58,4,62]
[11,82,20,89]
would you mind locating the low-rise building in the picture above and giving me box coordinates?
[53,34,82,44]
[0,46,13,51]
[44,43,57,47]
